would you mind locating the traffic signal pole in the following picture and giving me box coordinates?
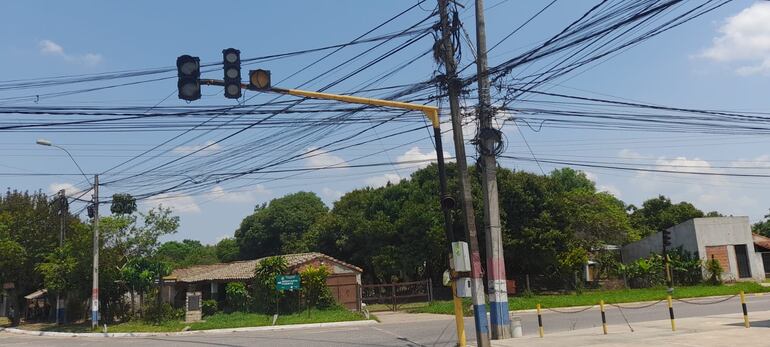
[200,77,468,346]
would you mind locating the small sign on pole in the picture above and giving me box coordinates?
[276,274,301,291]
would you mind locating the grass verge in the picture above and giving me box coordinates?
[410,282,770,316]
[27,308,365,333]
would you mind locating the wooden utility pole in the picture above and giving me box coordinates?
[474,0,512,339]
[438,1,490,346]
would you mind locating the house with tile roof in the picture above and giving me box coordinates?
[162,252,363,310]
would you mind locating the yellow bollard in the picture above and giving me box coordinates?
[740,290,750,328]
[450,281,467,346]
[537,303,544,338]
[600,300,607,335]
[667,295,676,331]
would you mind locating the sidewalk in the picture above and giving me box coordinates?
[492,310,770,347]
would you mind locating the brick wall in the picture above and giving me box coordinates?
[705,245,731,273]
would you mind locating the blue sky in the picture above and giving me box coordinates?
[2,1,770,244]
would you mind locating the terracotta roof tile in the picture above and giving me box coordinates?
[753,233,770,250]
[167,252,361,283]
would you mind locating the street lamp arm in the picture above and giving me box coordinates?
[52,144,93,186]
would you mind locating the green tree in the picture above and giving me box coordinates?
[753,210,770,237]
[252,256,288,313]
[234,192,328,259]
[110,193,137,215]
[0,190,62,319]
[36,244,77,298]
[549,167,596,193]
[629,195,704,238]
[101,206,180,260]
[120,257,170,318]
[215,237,239,262]
[155,239,218,269]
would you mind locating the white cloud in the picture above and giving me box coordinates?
[699,2,770,75]
[144,193,200,213]
[396,146,453,169]
[303,147,347,168]
[38,39,103,66]
[206,184,271,203]
[39,40,64,55]
[618,149,764,218]
[363,173,403,188]
[582,171,622,198]
[320,187,343,202]
[173,140,222,155]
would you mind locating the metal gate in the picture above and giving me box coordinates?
[361,279,433,311]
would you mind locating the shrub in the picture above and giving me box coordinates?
[300,265,332,309]
[668,248,702,286]
[705,258,723,285]
[225,282,250,312]
[618,256,664,288]
[618,247,703,288]
[202,299,218,317]
[316,287,337,309]
[143,303,183,323]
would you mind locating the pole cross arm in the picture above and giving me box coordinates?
[199,79,440,128]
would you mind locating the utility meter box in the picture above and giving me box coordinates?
[451,241,471,272]
[456,278,472,298]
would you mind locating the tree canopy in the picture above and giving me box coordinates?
[234,191,328,259]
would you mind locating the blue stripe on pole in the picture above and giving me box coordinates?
[473,304,489,333]
[489,301,510,325]
[92,310,97,323]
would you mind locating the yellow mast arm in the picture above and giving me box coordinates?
[274,87,440,128]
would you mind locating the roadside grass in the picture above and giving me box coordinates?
[29,308,365,333]
[410,282,770,316]
[0,316,10,327]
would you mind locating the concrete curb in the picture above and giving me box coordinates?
[1,319,378,337]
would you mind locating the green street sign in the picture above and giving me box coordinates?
[275,274,301,291]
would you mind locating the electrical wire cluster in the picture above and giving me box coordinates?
[0,0,749,208]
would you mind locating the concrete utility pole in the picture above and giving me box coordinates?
[474,0,512,339]
[56,189,66,324]
[438,1,490,345]
[91,174,100,330]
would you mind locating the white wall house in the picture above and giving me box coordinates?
[621,217,764,282]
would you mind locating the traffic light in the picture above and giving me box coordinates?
[177,55,201,101]
[662,229,672,248]
[249,69,271,90]
[222,48,241,99]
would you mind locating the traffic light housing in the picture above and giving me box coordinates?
[222,48,241,99]
[662,229,672,248]
[249,69,271,90]
[177,55,201,101]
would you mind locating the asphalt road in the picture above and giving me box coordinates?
[3,294,770,346]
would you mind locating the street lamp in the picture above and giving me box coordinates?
[36,139,100,329]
